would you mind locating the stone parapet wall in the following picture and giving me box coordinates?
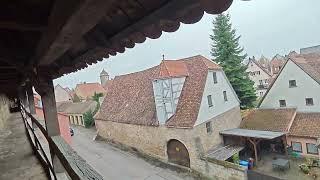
[196,157,247,180]
[0,94,10,130]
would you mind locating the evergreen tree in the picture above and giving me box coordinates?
[210,13,256,109]
[83,110,94,128]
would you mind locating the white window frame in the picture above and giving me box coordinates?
[306,98,314,106]
[279,100,286,107]
[292,141,302,152]
[206,121,212,133]
[223,91,228,102]
[306,143,318,155]
[212,72,218,84]
[207,95,213,107]
[289,80,297,88]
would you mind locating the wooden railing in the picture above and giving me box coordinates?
[20,105,103,180]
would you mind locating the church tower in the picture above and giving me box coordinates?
[100,69,109,86]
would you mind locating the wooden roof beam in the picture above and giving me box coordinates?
[35,0,117,66]
[0,57,24,68]
[71,0,202,65]
[0,21,46,32]
[0,66,16,69]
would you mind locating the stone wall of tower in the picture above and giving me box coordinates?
[100,73,109,86]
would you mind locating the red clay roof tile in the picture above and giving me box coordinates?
[289,112,320,138]
[97,55,221,128]
[240,108,296,132]
[75,83,106,100]
[159,60,189,78]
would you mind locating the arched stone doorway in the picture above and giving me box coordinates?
[167,139,190,167]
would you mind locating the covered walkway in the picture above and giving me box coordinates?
[220,128,287,162]
[0,113,46,180]
[0,1,233,179]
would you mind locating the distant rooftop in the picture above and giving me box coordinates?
[300,45,320,54]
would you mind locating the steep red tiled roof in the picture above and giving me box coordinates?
[240,108,296,132]
[166,56,220,127]
[57,101,97,114]
[290,53,320,84]
[271,59,285,67]
[289,113,320,138]
[75,83,106,100]
[97,55,221,128]
[96,65,160,126]
[103,79,114,93]
[270,55,286,74]
[159,60,189,78]
[201,57,222,70]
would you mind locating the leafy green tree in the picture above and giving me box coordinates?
[83,110,94,128]
[92,92,103,103]
[210,13,256,109]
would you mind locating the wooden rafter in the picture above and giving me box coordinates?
[72,0,200,65]
[0,21,46,32]
[0,57,25,74]
[34,0,118,66]
[0,66,16,69]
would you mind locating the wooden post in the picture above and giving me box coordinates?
[39,79,60,136]
[18,86,28,108]
[26,82,39,149]
[282,135,288,156]
[248,138,262,162]
[37,77,65,173]
[26,83,36,115]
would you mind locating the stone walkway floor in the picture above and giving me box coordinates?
[0,113,46,180]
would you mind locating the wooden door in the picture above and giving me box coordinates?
[167,139,190,167]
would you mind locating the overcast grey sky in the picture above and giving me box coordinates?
[54,0,320,88]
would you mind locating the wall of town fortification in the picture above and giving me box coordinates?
[0,94,10,130]
[96,106,246,179]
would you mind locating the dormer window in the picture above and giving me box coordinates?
[289,80,297,88]
[153,77,186,124]
[213,72,217,84]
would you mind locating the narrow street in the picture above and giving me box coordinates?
[70,126,195,180]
